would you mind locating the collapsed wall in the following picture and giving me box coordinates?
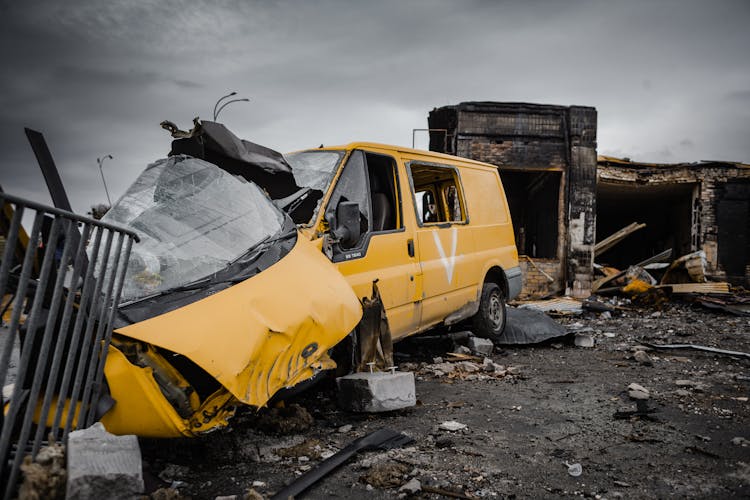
[597,157,750,287]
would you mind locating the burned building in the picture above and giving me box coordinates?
[428,102,598,297]
[428,101,750,297]
[597,157,750,288]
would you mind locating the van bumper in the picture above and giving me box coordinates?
[505,266,522,301]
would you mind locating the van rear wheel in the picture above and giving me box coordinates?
[472,282,507,340]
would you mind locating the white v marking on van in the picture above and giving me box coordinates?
[432,227,458,284]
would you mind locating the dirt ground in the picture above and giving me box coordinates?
[140,298,750,499]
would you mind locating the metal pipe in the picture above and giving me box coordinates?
[212,91,237,121]
[7,217,66,487]
[0,204,24,303]
[31,219,79,454]
[49,224,92,435]
[0,213,51,492]
[62,226,105,438]
[214,98,250,121]
[78,229,116,426]
[0,192,139,242]
[87,235,133,425]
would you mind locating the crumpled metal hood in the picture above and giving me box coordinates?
[114,234,362,407]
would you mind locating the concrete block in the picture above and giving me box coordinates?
[574,333,594,348]
[468,336,494,356]
[336,371,416,412]
[66,422,143,500]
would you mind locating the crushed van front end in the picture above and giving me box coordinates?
[93,155,362,437]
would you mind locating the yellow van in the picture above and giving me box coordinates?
[286,143,521,341]
[29,123,519,438]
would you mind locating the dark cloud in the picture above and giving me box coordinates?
[1,0,749,213]
[725,90,750,102]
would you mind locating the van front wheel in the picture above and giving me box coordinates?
[472,282,507,340]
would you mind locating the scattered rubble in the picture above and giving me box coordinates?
[574,333,595,348]
[398,477,422,495]
[244,404,314,435]
[149,487,186,499]
[675,379,709,392]
[627,383,651,400]
[614,400,660,421]
[439,421,467,432]
[18,443,66,500]
[417,356,519,381]
[158,463,190,483]
[359,462,410,488]
[468,336,494,355]
[564,462,583,477]
[274,438,324,460]
[633,350,654,365]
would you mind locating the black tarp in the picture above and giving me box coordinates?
[495,307,568,344]
[169,121,300,200]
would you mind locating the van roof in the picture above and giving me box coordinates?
[304,142,498,170]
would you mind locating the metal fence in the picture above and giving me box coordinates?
[0,192,138,498]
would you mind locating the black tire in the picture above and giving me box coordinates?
[472,282,507,340]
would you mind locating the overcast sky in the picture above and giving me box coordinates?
[1,0,748,214]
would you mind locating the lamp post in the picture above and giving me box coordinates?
[97,154,113,206]
[212,91,250,121]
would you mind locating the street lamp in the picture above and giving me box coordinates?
[212,91,250,121]
[97,154,113,206]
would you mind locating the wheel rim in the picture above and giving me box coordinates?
[488,291,503,328]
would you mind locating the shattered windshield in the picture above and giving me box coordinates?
[285,150,344,192]
[102,156,286,303]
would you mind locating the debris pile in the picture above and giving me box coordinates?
[19,443,66,500]
[243,404,314,435]
[591,222,743,311]
[359,461,410,488]
[401,352,522,381]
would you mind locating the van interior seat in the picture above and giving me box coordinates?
[370,174,394,231]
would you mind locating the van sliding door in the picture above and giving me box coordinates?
[407,162,478,330]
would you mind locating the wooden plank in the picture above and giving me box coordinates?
[657,283,731,294]
[595,222,646,257]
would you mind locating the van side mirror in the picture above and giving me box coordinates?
[329,201,360,248]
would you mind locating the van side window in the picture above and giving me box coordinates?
[327,150,370,244]
[409,164,466,225]
[325,150,401,257]
[365,152,400,232]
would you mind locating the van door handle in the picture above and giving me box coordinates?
[407,239,415,257]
